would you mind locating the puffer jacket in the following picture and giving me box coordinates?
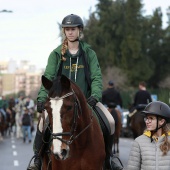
[126,131,170,170]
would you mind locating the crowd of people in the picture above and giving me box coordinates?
[0,95,36,143]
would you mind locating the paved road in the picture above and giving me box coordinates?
[0,131,134,170]
[0,131,34,170]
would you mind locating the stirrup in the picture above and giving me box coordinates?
[110,154,123,170]
[27,155,41,170]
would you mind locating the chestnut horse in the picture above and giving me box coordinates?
[112,109,122,154]
[128,105,146,139]
[107,104,122,155]
[41,75,105,170]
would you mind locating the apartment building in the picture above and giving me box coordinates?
[0,60,43,99]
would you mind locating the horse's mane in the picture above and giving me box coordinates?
[69,79,88,107]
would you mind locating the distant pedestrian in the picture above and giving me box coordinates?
[22,107,32,143]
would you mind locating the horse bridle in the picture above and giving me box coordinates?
[44,89,93,146]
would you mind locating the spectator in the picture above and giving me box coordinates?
[127,101,170,170]
[22,107,32,143]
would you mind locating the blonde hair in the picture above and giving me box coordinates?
[61,38,68,57]
[160,124,170,156]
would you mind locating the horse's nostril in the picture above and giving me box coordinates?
[61,149,67,157]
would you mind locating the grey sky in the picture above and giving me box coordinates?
[0,0,169,69]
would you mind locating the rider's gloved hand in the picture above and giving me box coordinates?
[37,101,45,113]
[87,96,98,107]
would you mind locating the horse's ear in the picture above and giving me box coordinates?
[61,75,70,89]
[42,75,53,90]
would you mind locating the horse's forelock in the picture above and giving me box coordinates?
[48,77,62,98]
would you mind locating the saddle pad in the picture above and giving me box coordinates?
[94,102,115,135]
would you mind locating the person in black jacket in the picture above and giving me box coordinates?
[133,81,152,107]
[127,81,152,128]
[102,80,123,124]
[22,107,32,143]
[102,80,123,110]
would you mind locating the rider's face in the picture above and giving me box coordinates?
[64,27,79,42]
[144,114,157,131]
[144,114,165,131]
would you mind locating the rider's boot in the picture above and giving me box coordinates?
[104,134,114,170]
[27,129,44,170]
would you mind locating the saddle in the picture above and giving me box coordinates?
[136,104,147,110]
[93,102,115,135]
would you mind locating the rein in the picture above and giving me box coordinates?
[44,90,93,146]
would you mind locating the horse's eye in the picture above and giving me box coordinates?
[67,106,72,111]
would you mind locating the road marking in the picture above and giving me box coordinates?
[12,145,16,149]
[13,151,17,156]
[11,132,14,138]
[11,132,20,168]
[14,160,19,166]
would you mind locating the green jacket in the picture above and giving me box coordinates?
[37,41,102,102]
[0,99,8,110]
[0,100,3,108]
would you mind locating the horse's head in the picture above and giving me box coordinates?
[42,75,82,160]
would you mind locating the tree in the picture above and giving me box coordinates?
[83,0,169,88]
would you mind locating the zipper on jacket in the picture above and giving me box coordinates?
[155,142,158,170]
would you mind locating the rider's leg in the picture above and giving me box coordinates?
[104,134,114,169]
[0,108,6,121]
[27,113,46,170]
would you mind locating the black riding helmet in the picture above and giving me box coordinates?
[62,14,84,28]
[141,101,170,123]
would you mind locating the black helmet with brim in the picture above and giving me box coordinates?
[62,14,84,28]
[141,101,170,122]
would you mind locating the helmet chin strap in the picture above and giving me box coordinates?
[150,116,166,142]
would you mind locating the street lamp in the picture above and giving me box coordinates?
[0,9,13,13]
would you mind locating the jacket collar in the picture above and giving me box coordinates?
[144,130,170,141]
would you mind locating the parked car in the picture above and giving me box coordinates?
[121,110,133,137]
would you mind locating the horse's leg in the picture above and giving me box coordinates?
[113,138,116,154]
[0,132,3,141]
[117,137,119,154]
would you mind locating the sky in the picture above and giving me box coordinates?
[0,0,170,69]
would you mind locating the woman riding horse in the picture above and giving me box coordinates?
[27,14,113,170]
